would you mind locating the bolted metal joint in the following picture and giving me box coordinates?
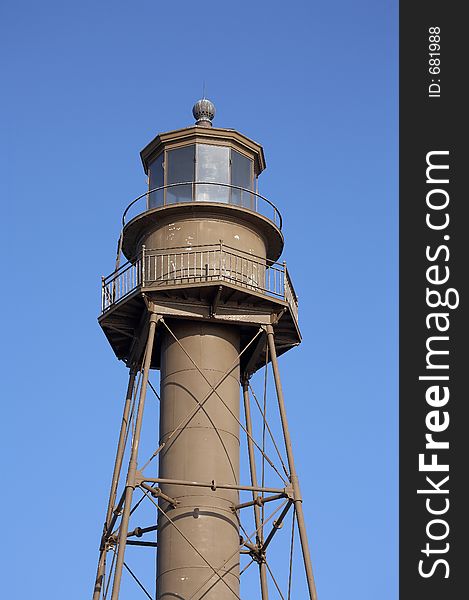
[284,484,295,501]
[242,539,266,564]
[139,482,179,508]
[250,550,266,565]
[272,518,284,530]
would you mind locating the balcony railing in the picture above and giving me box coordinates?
[121,182,283,229]
[101,244,298,324]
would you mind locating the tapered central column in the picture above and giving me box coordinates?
[157,320,241,599]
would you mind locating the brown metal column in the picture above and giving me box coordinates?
[111,312,159,600]
[93,368,137,600]
[157,321,241,599]
[242,377,269,599]
[265,324,318,600]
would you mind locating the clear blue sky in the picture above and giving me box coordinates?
[1,1,397,598]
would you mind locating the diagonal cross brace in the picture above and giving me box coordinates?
[139,325,264,472]
[160,319,287,485]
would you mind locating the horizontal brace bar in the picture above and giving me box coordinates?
[127,524,158,538]
[233,493,286,511]
[243,540,260,553]
[141,477,286,495]
[126,540,158,548]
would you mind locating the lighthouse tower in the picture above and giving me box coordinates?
[92,100,317,600]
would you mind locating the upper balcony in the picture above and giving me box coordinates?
[101,241,298,321]
[98,240,300,375]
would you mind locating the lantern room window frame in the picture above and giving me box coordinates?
[147,142,256,210]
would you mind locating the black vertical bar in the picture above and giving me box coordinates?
[400,3,467,598]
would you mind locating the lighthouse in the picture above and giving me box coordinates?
[92,99,317,600]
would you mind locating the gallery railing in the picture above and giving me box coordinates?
[121,182,283,229]
[101,244,298,324]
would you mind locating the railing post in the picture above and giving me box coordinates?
[101,276,105,312]
[219,239,223,278]
[142,245,146,287]
[283,261,287,300]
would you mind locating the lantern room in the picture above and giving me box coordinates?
[140,99,266,212]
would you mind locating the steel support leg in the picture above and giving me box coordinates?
[110,312,159,600]
[242,378,269,600]
[265,324,318,600]
[93,369,137,600]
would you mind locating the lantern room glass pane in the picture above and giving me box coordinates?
[167,145,195,204]
[231,150,254,209]
[148,153,164,208]
[195,144,230,203]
